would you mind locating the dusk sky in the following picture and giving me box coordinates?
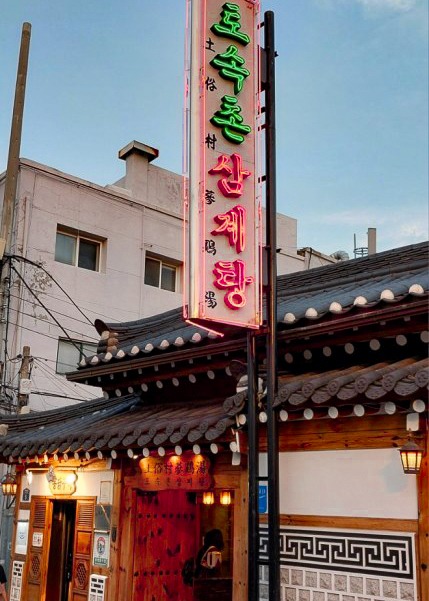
[1,0,427,257]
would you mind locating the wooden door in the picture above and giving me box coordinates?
[70,499,95,601]
[132,490,197,601]
[25,497,52,601]
[46,500,76,601]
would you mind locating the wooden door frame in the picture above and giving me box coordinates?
[20,495,96,601]
[118,454,247,601]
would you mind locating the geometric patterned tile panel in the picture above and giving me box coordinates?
[259,527,415,579]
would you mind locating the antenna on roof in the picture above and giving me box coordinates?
[353,229,377,258]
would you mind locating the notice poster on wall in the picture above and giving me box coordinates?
[92,531,110,568]
[15,522,29,555]
[32,532,43,548]
[99,480,112,505]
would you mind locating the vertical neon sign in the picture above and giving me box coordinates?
[185,0,261,329]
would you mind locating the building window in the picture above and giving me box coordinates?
[55,227,102,271]
[56,339,98,374]
[144,255,178,292]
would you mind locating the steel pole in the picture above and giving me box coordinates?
[264,10,280,601]
[247,330,259,601]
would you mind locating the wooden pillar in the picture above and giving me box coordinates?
[116,474,136,601]
[233,457,248,601]
[417,425,428,601]
[107,466,122,601]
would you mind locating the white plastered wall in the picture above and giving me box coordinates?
[260,448,418,519]
[21,469,114,503]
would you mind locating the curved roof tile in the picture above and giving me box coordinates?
[76,242,428,368]
[0,393,243,462]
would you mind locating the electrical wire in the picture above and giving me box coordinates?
[8,254,128,324]
[32,366,97,401]
[28,369,95,406]
[10,264,91,356]
[9,254,94,326]
[7,291,100,332]
[32,287,131,323]
[4,318,79,343]
[27,391,88,402]
[32,358,97,401]
[7,303,99,342]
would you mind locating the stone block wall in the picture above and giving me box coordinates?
[258,527,417,601]
[259,565,416,601]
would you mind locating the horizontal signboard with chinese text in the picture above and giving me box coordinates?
[138,453,212,490]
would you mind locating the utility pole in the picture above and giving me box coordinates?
[18,345,31,412]
[0,23,31,416]
[0,22,32,258]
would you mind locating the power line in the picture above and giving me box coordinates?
[35,288,130,323]
[7,303,99,342]
[7,291,100,333]
[9,254,94,326]
[32,358,97,401]
[3,318,78,344]
[8,254,127,323]
[29,369,95,405]
[6,378,90,403]
[10,264,91,356]
[29,391,88,402]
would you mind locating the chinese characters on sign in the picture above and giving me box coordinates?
[186,0,261,328]
[138,453,212,490]
[46,466,77,495]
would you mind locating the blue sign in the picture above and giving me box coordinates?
[258,484,267,514]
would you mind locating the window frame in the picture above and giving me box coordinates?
[55,226,103,272]
[56,338,98,375]
[144,254,179,292]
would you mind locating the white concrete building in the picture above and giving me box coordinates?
[0,141,337,411]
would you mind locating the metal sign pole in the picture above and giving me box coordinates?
[247,330,259,601]
[264,10,280,601]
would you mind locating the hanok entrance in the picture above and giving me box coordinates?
[25,497,95,601]
[132,490,233,601]
[46,500,76,601]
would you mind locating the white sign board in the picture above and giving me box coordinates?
[92,531,110,568]
[15,522,29,555]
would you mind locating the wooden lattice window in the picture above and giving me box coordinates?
[29,552,41,582]
[74,559,89,590]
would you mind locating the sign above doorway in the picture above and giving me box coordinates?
[138,452,212,490]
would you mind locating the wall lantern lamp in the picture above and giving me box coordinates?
[399,433,424,474]
[1,471,17,508]
[219,491,232,506]
[202,491,232,505]
[202,491,215,505]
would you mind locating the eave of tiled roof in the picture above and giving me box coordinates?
[225,356,428,423]
[75,242,428,371]
[0,393,245,464]
[2,355,426,465]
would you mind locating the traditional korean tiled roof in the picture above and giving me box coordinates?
[0,393,245,462]
[79,242,428,369]
[0,355,426,463]
[275,357,428,408]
